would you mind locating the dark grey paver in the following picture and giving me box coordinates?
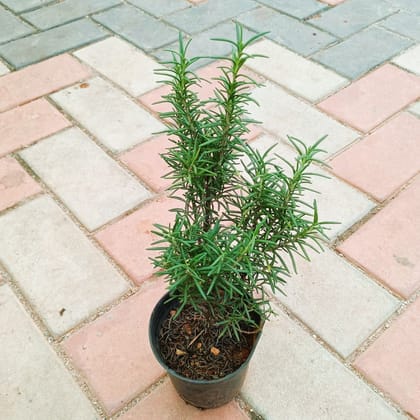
[237,6,336,56]
[93,4,178,51]
[0,19,108,68]
[312,26,414,79]
[256,0,327,19]
[0,6,33,44]
[0,0,53,13]
[22,0,121,30]
[163,0,257,34]
[384,0,420,15]
[127,0,190,17]
[381,11,420,41]
[153,22,256,69]
[309,0,397,38]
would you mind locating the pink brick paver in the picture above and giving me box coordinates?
[62,280,166,415]
[330,112,420,201]
[120,379,248,420]
[95,196,175,285]
[0,156,41,211]
[318,64,420,132]
[0,54,91,112]
[0,98,70,157]
[120,135,172,192]
[354,298,420,418]
[338,174,420,298]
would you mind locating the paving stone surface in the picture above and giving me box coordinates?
[392,44,420,74]
[312,26,414,79]
[63,280,166,414]
[20,128,151,231]
[164,0,256,34]
[274,248,399,357]
[256,0,326,19]
[384,0,420,15]
[308,0,397,38]
[93,4,178,51]
[248,82,360,157]
[50,77,164,152]
[120,135,171,192]
[246,39,348,102]
[249,134,375,240]
[1,1,419,418]
[0,98,70,157]
[242,309,403,419]
[339,175,420,298]
[354,298,420,418]
[95,196,176,285]
[0,156,41,211]
[22,0,121,30]
[330,112,420,201]
[120,379,248,420]
[0,54,91,112]
[127,0,190,17]
[237,6,337,56]
[0,285,99,419]
[0,6,33,44]
[318,64,420,132]
[0,0,54,13]
[0,19,108,68]
[0,196,129,335]
[74,37,159,96]
[381,11,420,41]
[409,100,420,116]
[0,59,8,75]
[153,22,256,69]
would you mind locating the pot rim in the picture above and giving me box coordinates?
[149,291,264,385]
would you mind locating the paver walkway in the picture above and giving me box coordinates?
[0,0,419,419]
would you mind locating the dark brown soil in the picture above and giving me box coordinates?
[158,304,258,380]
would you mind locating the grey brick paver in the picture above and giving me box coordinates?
[257,0,327,19]
[153,22,256,69]
[384,0,420,15]
[22,0,121,30]
[312,26,414,79]
[163,0,257,34]
[0,6,33,44]
[308,0,397,38]
[0,0,54,13]
[93,4,178,51]
[237,6,336,56]
[127,0,190,17]
[0,19,108,68]
[381,11,420,41]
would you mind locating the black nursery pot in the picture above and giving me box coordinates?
[149,292,263,409]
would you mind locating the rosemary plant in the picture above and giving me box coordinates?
[151,25,330,340]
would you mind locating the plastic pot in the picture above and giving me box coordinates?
[149,292,262,409]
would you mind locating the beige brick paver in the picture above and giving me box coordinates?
[20,127,151,231]
[0,285,99,419]
[50,77,164,152]
[0,196,129,335]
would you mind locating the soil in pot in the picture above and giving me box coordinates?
[158,304,258,380]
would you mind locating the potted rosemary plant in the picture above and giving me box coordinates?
[149,25,329,408]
